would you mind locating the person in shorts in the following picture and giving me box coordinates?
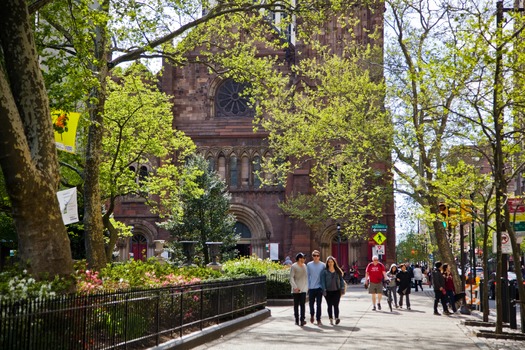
[364,255,389,311]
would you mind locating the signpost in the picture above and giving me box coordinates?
[371,224,387,261]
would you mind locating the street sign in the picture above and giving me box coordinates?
[493,232,512,254]
[373,232,387,244]
[372,223,387,232]
[376,245,385,255]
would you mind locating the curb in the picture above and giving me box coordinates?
[149,308,271,350]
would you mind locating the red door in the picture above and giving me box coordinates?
[331,242,349,273]
[131,234,148,261]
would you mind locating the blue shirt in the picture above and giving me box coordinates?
[307,261,326,289]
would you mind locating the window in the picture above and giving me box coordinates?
[253,156,261,188]
[234,222,252,239]
[215,79,253,118]
[230,155,238,187]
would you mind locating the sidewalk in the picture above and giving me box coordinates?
[193,284,524,350]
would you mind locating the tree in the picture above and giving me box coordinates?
[0,0,74,279]
[385,0,525,331]
[251,46,393,238]
[100,64,197,260]
[34,0,358,271]
[160,155,237,265]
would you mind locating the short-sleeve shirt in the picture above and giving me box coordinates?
[366,262,386,284]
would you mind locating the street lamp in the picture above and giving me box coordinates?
[336,223,341,268]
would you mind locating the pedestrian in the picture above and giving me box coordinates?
[442,263,457,313]
[290,253,308,326]
[432,261,451,315]
[413,264,424,291]
[364,255,389,311]
[386,263,399,308]
[320,256,345,325]
[353,262,360,284]
[283,256,293,266]
[396,264,412,310]
[307,249,326,325]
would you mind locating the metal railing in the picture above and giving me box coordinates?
[0,276,266,349]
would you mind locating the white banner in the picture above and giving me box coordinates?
[269,243,279,260]
[56,188,79,225]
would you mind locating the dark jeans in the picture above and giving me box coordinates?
[398,292,410,308]
[309,288,323,321]
[446,290,457,312]
[434,290,449,313]
[324,290,341,319]
[414,279,423,291]
[293,292,306,322]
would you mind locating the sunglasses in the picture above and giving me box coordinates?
[313,254,320,257]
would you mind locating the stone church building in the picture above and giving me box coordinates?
[114,4,395,273]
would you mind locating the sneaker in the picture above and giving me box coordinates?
[317,320,323,326]
[335,318,340,325]
[377,303,381,310]
[329,318,334,325]
[372,306,376,311]
[310,316,314,323]
[434,311,441,316]
[300,320,307,326]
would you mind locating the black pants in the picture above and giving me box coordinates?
[414,279,423,291]
[434,290,449,313]
[309,288,323,321]
[324,290,341,319]
[293,292,306,322]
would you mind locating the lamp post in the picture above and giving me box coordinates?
[337,223,341,267]
[266,231,271,260]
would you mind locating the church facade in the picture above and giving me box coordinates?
[113,3,395,273]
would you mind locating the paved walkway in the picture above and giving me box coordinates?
[194,284,524,350]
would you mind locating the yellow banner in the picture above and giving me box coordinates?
[51,110,80,153]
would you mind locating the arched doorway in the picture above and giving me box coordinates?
[131,234,148,261]
[234,221,252,257]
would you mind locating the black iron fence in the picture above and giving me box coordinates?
[0,276,266,349]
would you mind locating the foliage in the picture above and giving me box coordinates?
[160,155,238,265]
[0,268,71,302]
[222,255,286,277]
[75,259,223,294]
[252,47,392,235]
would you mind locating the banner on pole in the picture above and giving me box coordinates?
[57,188,79,225]
[52,110,80,154]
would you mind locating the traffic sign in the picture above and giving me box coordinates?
[372,223,387,232]
[373,232,387,244]
[376,245,385,255]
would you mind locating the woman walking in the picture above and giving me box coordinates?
[320,256,346,325]
[442,263,457,313]
[397,264,412,310]
[387,263,399,308]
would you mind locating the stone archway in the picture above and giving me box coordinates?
[117,220,157,261]
[230,201,273,259]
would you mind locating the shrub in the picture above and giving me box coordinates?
[222,255,286,277]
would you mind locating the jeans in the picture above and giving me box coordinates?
[446,290,457,312]
[293,292,306,322]
[414,279,423,291]
[399,292,410,308]
[309,288,323,321]
[434,290,449,313]
[324,290,341,319]
[387,286,398,306]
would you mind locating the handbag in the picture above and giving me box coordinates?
[341,280,348,295]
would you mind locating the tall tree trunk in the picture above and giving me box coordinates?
[83,1,111,270]
[0,0,73,279]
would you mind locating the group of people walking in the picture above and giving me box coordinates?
[289,250,346,326]
[290,252,460,326]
